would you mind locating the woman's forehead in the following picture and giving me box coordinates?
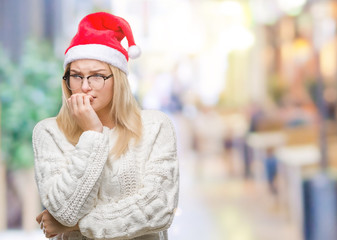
[70,59,110,71]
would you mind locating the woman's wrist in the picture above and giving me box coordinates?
[67,223,80,232]
[83,124,103,133]
[94,125,103,133]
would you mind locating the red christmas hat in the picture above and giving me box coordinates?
[64,12,141,74]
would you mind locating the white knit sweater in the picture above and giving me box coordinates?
[33,110,179,240]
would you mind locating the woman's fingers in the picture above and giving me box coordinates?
[41,211,53,237]
[68,94,81,115]
[68,94,92,114]
[83,95,92,107]
[76,94,84,110]
[67,96,74,114]
[67,93,102,132]
[37,210,61,238]
[71,95,79,113]
[36,212,43,224]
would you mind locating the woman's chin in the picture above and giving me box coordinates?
[92,104,105,113]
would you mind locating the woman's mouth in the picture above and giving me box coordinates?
[88,95,96,102]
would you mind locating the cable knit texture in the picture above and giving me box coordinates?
[33,110,179,240]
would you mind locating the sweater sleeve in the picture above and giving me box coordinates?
[78,113,179,240]
[32,120,109,227]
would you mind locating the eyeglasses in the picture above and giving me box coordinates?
[63,73,113,90]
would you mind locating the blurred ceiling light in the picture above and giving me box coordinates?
[214,1,255,51]
[277,0,307,16]
[250,0,280,24]
[198,51,228,106]
[220,26,255,51]
[219,1,244,18]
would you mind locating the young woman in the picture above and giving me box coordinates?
[33,12,179,240]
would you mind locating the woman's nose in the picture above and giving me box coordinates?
[81,78,91,92]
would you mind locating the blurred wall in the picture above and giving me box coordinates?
[0,0,62,62]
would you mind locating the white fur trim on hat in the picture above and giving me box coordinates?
[64,44,129,74]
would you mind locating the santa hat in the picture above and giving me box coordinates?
[64,12,141,74]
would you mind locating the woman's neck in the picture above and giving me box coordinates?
[96,110,115,129]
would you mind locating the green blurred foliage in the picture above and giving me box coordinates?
[0,39,63,169]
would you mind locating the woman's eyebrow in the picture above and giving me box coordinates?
[69,69,81,73]
[69,69,108,74]
[88,69,109,74]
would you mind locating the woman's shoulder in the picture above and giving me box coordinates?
[33,117,59,134]
[141,109,173,125]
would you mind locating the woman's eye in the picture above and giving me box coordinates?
[72,75,83,79]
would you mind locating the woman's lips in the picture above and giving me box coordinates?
[87,95,96,102]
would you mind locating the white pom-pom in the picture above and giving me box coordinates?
[128,45,141,59]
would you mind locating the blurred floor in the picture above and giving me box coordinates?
[0,229,45,240]
[168,152,300,240]
[168,114,300,240]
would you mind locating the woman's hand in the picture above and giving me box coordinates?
[67,93,103,132]
[36,210,79,238]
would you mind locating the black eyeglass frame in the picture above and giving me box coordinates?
[62,73,113,90]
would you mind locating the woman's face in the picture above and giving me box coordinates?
[69,59,114,113]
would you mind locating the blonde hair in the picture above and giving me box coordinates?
[56,64,142,159]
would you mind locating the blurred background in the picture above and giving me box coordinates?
[1,0,337,239]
